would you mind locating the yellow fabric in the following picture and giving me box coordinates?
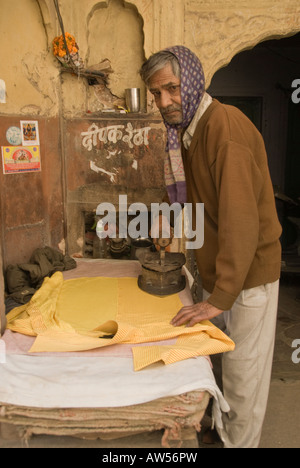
[7,272,235,370]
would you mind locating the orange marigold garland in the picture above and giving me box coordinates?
[53,32,78,57]
[52,32,83,68]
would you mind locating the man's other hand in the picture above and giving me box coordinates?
[171,301,223,327]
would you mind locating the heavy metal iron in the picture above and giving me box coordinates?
[136,238,186,296]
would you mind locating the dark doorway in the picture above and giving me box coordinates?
[208,33,300,251]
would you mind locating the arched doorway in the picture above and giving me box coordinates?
[208,33,300,253]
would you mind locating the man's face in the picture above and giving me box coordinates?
[148,63,183,125]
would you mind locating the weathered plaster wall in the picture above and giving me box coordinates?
[0,0,59,117]
[0,0,300,265]
[1,0,300,117]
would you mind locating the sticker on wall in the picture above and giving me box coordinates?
[0,79,6,103]
[6,126,22,145]
[1,146,41,174]
[20,120,40,146]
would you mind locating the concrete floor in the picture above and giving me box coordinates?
[1,276,299,449]
[259,276,300,449]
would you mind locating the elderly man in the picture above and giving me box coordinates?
[140,46,282,448]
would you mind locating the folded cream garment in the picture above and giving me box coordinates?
[6,272,234,370]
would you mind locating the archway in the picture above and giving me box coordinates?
[208,32,300,251]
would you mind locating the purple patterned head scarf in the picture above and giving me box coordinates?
[163,46,205,204]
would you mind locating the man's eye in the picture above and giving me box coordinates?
[168,85,180,94]
[151,91,160,98]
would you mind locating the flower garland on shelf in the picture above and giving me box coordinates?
[52,32,83,69]
[52,32,109,84]
[52,1,106,81]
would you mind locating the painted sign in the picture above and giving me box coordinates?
[81,122,151,151]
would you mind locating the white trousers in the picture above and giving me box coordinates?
[204,280,280,448]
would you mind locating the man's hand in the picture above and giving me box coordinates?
[170,301,223,327]
[150,214,173,244]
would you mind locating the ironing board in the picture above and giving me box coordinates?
[0,259,229,448]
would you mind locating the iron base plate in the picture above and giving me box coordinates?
[137,274,186,297]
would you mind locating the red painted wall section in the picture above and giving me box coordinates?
[0,116,64,267]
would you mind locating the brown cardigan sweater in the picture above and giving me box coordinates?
[182,99,282,311]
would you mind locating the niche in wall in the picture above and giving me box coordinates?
[86,0,145,112]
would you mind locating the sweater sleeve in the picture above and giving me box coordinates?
[206,140,263,311]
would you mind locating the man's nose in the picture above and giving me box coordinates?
[159,90,173,109]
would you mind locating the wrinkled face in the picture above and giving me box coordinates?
[148,63,183,125]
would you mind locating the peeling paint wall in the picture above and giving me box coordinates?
[0,0,300,264]
[1,0,300,118]
[0,0,59,117]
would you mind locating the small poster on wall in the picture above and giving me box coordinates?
[20,120,40,146]
[1,146,41,174]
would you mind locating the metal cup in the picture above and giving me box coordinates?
[125,88,140,113]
